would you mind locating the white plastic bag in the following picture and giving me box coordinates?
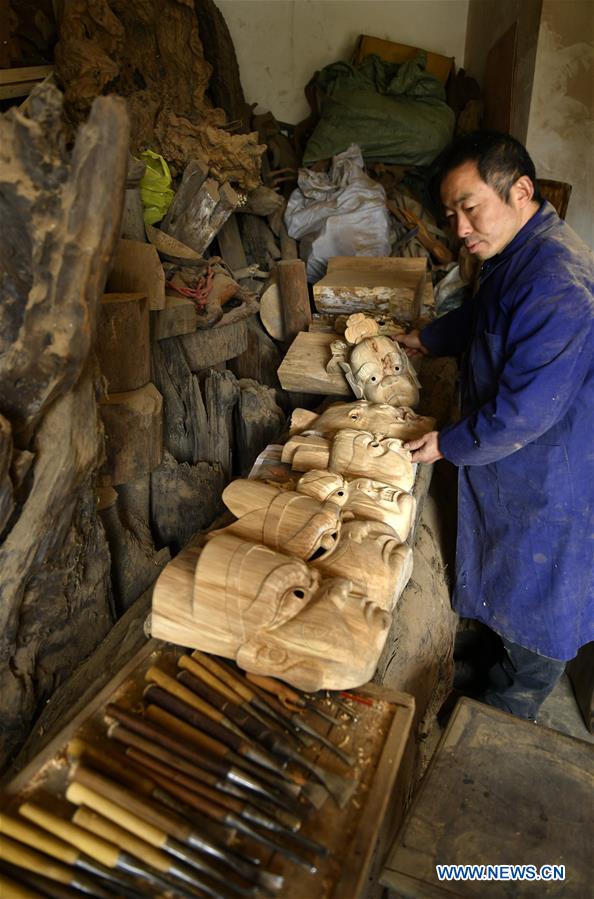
[284,145,391,282]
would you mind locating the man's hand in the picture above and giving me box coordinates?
[404,431,444,464]
[396,328,430,358]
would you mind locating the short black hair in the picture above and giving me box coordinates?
[429,130,541,211]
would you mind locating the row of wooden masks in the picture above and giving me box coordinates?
[186,399,435,692]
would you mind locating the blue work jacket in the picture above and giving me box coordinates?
[422,202,594,660]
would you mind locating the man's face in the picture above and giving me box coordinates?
[440,160,532,260]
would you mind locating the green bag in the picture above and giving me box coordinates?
[138,150,175,224]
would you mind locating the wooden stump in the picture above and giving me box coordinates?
[151,294,198,340]
[229,316,283,387]
[178,317,248,370]
[106,239,166,311]
[96,293,150,392]
[98,383,163,486]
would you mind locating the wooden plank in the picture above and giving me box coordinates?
[313,256,426,319]
[0,65,54,85]
[277,258,311,341]
[216,214,248,271]
[151,293,198,340]
[277,331,351,396]
[106,239,166,311]
[382,698,594,897]
[178,316,248,370]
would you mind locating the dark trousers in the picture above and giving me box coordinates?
[482,636,566,720]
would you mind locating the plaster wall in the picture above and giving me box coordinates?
[525,0,594,249]
[463,0,542,142]
[216,0,469,124]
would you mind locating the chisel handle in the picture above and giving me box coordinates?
[0,813,78,865]
[19,803,120,869]
[145,704,231,759]
[146,666,228,726]
[70,766,189,847]
[189,653,252,703]
[106,706,232,778]
[145,684,243,752]
[0,872,43,899]
[143,768,230,826]
[70,804,170,873]
[0,835,73,884]
[67,737,156,796]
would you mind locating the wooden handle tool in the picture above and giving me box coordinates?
[0,872,45,899]
[0,834,112,898]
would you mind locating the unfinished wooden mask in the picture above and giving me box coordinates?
[214,479,342,561]
[283,429,414,493]
[192,533,391,690]
[236,576,392,691]
[311,520,414,610]
[327,313,420,407]
[296,470,416,542]
[290,400,435,441]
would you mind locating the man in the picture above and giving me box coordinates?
[398,131,594,720]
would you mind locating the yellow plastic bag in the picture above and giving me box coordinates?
[138,150,175,224]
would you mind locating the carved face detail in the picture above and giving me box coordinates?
[296,470,350,506]
[329,429,415,493]
[346,337,419,406]
[236,575,391,691]
[293,400,435,440]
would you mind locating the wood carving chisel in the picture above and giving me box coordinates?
[70,770,259,897]
[66,783,255,899]
[188,654,308,739]
[177,669,353,806]
[0,832,123,899]
[119,745,328,858]
[244,673,356,766]
[144,703,303,804]
[0,813,144,898]
[144,682,291,783]
[139,765,318,873]
[0,871,45,899]
[97,723,287,893]
[0,861,88,899]
[18,802,205,899]
[105,709,292,812]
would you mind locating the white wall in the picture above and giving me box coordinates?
[217,0,469,124]
[526,0,594,248]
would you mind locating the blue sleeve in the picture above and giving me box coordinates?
[439,271,594,466]
[420,299,474,357]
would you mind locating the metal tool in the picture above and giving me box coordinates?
[0,835,115,899]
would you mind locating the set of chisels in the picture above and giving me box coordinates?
[0,651,369,898]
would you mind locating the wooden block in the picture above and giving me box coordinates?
[106,239,166,310]
[217,215,248,272]
[162,161,240,256]
[152,293,198,340]
[178,317,248,371]
[381,698,593,897]
[97,292,150,392]
[98,383,163,486]
[259,272,284,340]
[313,257,427,320]
[277,331,351,396]
[277,259,311,341]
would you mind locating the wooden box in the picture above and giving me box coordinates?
[381,697,593,897]
[313,256,428,320]
[3,641,415,899]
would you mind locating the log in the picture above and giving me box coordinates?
[106,239,166,311]
[151,337,205,464]
[98,383,163,486]
[238,213,281,271]
[151,294,198,340]
[203,369,241,476]
[312,257,428,320]
[229,316,283,387]
[162,160,240,255]
[178,317,248,370]
[279,222,298,260]
[96,293,150,393]
[277,259,311,341]
[99,475,170,614]
[150,451,226,553]
[277,331,351,396]
[234,380,285,476]
[0,415,14,537]
[216,215,248,272]
[0,85,127,768]
[258,272,285,341]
